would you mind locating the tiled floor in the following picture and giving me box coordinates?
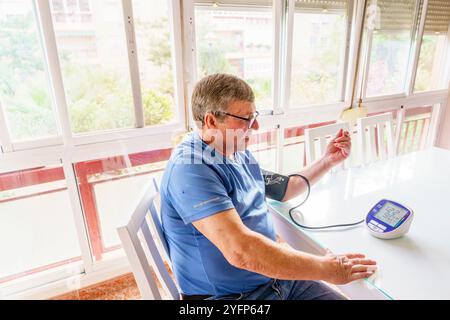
[51,258,175,300]
[51,273,141,300]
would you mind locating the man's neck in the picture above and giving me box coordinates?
[198,129,235,159]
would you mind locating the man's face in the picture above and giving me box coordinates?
[214,100,260,154]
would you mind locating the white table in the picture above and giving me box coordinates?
[268,147,450,300]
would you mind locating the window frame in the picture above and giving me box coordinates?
[190,0,279,114]
[0,0,64,148]
[412,0,450,94]
[50,0,93,21]
[360,0,450,102]
[283,0,355,110]
[358,0,449,101]
[407,0,427,95]
[362,27,415,100]
[0,100,12,153]
[0,0,188,151]
[0,149,88,295]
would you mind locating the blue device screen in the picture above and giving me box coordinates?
[374,201,408,227]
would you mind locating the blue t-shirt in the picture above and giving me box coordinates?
[160,132,276,296]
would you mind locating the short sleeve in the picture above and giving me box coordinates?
[167,163,235,224]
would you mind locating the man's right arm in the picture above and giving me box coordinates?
[193,208,377,285]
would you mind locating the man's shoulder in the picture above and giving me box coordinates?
[162,134,221,188]
[169,132,207,164]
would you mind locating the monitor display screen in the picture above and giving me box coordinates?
[374,202,408,227]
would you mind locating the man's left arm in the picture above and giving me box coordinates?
[282,129,351,202]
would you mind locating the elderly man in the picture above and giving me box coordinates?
[160,73,376,300]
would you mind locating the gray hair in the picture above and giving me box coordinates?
[191,73,255,126]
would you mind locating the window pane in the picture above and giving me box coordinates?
[248,128,277,172]
[0,0,59,141]
[366,32,412,96]
[79,0,91,12]
[365,0,415,97]
[290,2,348,107]
[74,148,172,261]
[414,0,450,92]
[52,0,135,134]
[132,0,177,127]
[66,0,77,12]
[0,165,81,283]
[414,34,447,92]
[283,126,307,174]
[51,0,64,12]
[195,2,274,109]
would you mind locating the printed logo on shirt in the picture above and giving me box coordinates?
[193,196,221,209]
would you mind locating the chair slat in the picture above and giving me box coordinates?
[148,201,171,261]
[117,226,162,300]
[357,113,395,165]
[377,124,386,161]
[305,122,351,171]
[140,219,179,300]
[117,178,180,300]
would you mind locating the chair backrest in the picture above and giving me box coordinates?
[304,122,351,170]
[357,113,395,164]
[150,178,171,261]
[117,178,179,300]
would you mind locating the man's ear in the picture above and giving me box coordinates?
[204,113,218,129]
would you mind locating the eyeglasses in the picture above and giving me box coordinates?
[214,111,259,129]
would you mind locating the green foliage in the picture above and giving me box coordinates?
[144,18,172,69]
[0,13,44,95]
[138,16,175,124]
[292,71,338,105]
[62,62,134,133]
[195,13,274,104]
[4,77,57,139]
[290,15,344,105]
[195,15,235,77]
[414,35,437,92]
[142,18,175,97]
[63,15,177,133]
[0,12,57,140]
[246,76,271,107]
[198,42,235,76]
[1,13,176,137]
[142,89,173,126]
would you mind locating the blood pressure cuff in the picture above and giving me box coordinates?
[261,169,290,202]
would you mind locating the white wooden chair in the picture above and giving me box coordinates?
[357,113,395,164]
[117,178,179,300]
[304,122,351,170]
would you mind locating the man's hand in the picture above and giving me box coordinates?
[323,129,352,168]
[320,249,377,285]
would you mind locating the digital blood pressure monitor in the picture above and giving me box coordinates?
[366,199,414,239]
